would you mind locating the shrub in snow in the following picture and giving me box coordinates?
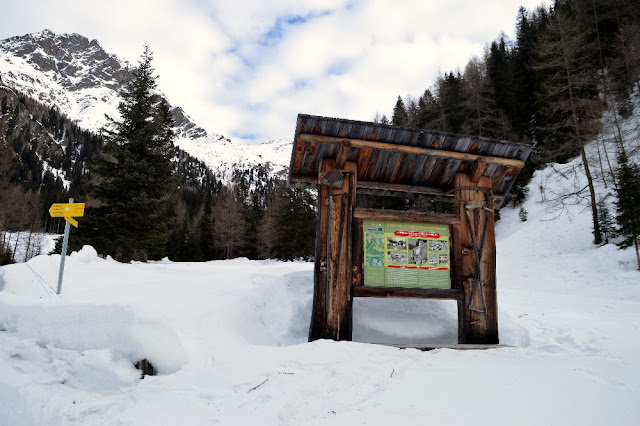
[518,207,528,222]
[134,359,156,378]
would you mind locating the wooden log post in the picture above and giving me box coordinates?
[454,173,499,344]
[309,159,357,341]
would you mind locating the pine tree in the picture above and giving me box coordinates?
[436,72,466,134]
[513,6,543,139]
[518,207,528,222]
[415,89,440,130]
[78,46,177,262]
[487,36,516,121]
[391,96,408,127]
[597,198,614,244]
[614,154,640,270]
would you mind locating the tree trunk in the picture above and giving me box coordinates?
[580,144,603,244]
[595,136,607,189]
[557,17,603,245]
[634,236,640,271]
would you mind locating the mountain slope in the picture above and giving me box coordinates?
[0,30,291,180]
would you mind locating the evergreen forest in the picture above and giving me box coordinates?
[378,0,640,267]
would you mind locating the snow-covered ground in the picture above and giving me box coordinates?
[1,154,639,425]
[1,232,59,264]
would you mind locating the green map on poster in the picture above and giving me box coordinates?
[363,220,451,289]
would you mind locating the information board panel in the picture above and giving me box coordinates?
[364,220,451,289]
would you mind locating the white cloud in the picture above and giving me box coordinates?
[1,0,549,144]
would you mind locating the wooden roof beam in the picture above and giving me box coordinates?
[298,134,525,169]
[354,208,459,224]
[289,174,451,197]
[288,174,505,204]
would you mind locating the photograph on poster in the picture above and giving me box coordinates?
[387,251,407,264]
[429,240,448,252]
[408,239,429,265]
[387,237,406,250]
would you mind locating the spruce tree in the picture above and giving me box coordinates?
[79,46,176,262]
[597,199,615,245]
[436,72,466,134]
[416,89,440,130]
[614,154,640,270]
[487,37,516,121]
[391,96,408,127]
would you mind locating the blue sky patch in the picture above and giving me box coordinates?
[259,9,334,46]
[231,131,260,141]
[327,61,349,76]
[293,79,310,90]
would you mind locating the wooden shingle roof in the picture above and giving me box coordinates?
[288,114,532,206]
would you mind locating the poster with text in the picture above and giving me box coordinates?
[364,220,451,289]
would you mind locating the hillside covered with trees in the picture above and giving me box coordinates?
[379,0,640,266]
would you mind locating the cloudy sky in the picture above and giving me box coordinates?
[1,0,547,144]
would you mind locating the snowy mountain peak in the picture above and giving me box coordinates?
[1,29,129,93]
[0,30,292,178]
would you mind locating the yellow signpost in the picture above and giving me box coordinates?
[49,199,85,294]
[49,202,85,228]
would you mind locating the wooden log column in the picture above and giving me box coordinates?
[309,159,357,341]
[454,173,499,344]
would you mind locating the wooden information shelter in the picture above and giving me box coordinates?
[288,114,531,345]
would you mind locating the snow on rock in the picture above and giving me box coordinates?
[174,135,292,182]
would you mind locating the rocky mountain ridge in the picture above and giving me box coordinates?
[0,30,291,180]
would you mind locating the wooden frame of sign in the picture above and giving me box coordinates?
[288,115,531,345]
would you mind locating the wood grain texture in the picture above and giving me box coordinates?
[353,208,459,224]
[287,114,532,209]
[455,173,498,344]
[298,134,526,168]
[353,286,464,300]
[309,160,357,342]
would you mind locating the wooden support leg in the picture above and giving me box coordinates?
[309,159,357,341]
[454,173,499,344]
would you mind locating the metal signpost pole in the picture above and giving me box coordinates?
[56,197,73,295]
